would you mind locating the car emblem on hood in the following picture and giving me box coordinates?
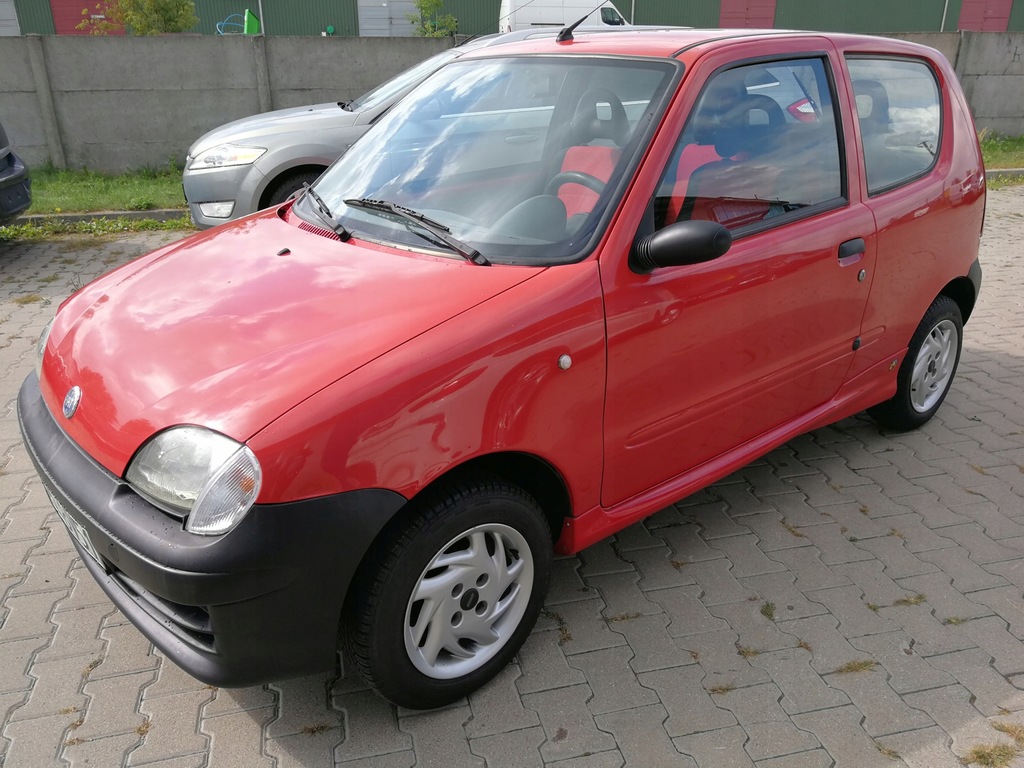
[63,386,82,419]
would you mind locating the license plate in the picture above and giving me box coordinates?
[47,490,103,564]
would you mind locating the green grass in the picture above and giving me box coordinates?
[27,165,186,215]
[0,216,194,243]
[15,132,1024,219]
[980,132,1024,170]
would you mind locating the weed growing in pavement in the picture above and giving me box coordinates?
[833,659,877,674]
[760,602,776,621]
[893,593,927,607]
[993,721,1024,746]
[960,742,1020,767]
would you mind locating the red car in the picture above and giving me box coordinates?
[21,28,984,710]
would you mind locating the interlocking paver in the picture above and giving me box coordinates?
[469,725,547,768]
[850,632,955,696]
[567,646,659,715]
[465,663,539,739]
[749,647,850,715]
[638,665,737,736]
[522,683,616,762]
[516,630,588,694]
[399,705,485,768]
[0,188,1021,766]
[595,704,696,768]
[825,665,935,736]
[673,725,753,767]
[928,647,1024,715]
[903,684,999,759]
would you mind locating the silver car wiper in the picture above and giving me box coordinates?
[344,198,490,266]
[299,183,351,241]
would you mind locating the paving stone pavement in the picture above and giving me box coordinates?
[0,187,1022,767]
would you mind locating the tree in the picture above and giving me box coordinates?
[78,0,198,35]
[408,0,457,37]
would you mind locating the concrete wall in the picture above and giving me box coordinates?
[0,31,1020,173]
[0,34,449,171]
[887,31,1024,135]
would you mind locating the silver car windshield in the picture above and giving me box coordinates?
[307,56,676,265]
[347,48,463,113]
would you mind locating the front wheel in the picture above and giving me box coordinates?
[343,476,552,709]
[868,295,963,431]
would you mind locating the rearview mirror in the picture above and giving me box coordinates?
[630,220,732,274]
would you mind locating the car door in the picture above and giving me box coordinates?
[600,41,876,508]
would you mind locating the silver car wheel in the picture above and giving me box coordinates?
[910,319,959,413]
[404,523,534,680]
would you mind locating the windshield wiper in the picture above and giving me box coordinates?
[299,183,351,241]
[344,198,490,266]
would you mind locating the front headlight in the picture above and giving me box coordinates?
[188,144,267,170]
[126,426,262,536]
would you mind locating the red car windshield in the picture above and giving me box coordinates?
[306,56,677,265]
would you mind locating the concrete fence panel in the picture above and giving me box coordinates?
[0,34,450,172]
[0,31,1020,174]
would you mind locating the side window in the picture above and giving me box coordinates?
[653,57,843,232]
[846,57,941,195]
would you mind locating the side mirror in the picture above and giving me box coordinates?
[630,220,732,274]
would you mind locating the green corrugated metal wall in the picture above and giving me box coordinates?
[633,0,721,27]
[775,0,964,32]
[191,0,358,35]
[10,0,1022,35]
[1009,0,1024,28]
[445,0,500,36]
[13,0,55,34]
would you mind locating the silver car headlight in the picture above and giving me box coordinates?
[126,426,262,536]
[188,144,267,170]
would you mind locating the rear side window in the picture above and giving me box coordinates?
[846,57,941,195]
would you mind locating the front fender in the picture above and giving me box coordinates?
[247,261,606,516]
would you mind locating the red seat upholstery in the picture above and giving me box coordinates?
[557,146,622,218]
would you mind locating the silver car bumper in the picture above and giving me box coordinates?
[182,160,267,229]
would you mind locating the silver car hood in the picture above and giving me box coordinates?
[189,103,363,156]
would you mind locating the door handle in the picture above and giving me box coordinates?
[838,238,865,266]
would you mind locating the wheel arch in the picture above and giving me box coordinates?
[939,272,978,325]
[257,164,328,209]
[340,451,571,616]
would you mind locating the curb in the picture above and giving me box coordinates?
[988,168,1024,181]
[21,209,189,225]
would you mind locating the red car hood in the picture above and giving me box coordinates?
[40,209,540,476]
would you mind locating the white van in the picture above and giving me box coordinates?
[498,1,629,32]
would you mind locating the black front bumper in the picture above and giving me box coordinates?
[18,374,406,686]
[0,149,31,223]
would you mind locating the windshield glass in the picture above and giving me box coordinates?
[347,48,463,113]
[306,55,676,265]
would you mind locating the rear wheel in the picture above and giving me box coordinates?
[868,295,963,430]
[343,475,551,709]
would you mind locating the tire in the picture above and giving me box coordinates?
[343,475,552,709]
[265,170,323,207]
[868,295,963,431]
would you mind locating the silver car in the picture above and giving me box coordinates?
[183,32,550,229]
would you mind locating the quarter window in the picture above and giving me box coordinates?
[846,57,941,195]
[653,57,843,232]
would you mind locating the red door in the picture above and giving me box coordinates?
[599,42,875,508]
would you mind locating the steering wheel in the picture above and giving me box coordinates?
[545,170,606,197]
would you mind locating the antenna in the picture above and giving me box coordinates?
[556,13,589,42]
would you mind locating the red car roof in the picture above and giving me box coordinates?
[458,28,936,61]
